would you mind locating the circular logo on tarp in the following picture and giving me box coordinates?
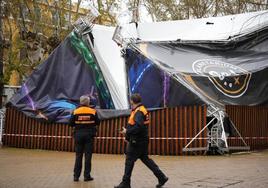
[192,59,251,98]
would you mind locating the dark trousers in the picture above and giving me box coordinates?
[73,131,94,179]
[122,141,166,184]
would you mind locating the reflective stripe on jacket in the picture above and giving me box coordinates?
[128,105,149,126]
[72,106,98,129]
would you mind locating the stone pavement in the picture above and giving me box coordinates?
[0,147,268,188]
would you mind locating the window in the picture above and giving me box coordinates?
[51,10,59,26]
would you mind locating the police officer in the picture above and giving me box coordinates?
[115,93,168,188]
[69,95,100,182]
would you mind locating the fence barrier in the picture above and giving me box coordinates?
[3,106,207,155]
[226,105,268,151]
[3,105,268,155]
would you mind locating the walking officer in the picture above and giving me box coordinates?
[69,95,100,182]
[115,93,168,188]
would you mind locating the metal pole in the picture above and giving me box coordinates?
[229,118,249,147]
[219,111,228,148]
[0,0,3,146]
[183,116,216,149]
[0,113,2,145]
[0,0,4,108]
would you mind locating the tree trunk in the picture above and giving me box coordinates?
[133,0,140,22]
[68,0,72,29]
[97,0,103,25]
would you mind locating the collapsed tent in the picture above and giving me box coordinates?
[8,10,268,123]
[121,10,268,108]
[125,48,204,108]
[8,26,129,123]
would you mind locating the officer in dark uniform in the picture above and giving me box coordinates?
[69,95,100,182]
[115,93,168,188]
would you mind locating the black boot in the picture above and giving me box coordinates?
[84,176,94,181]
[114,181,131,188]
[156,176,168,188]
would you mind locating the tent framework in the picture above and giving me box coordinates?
[123,41,251,154]
[183,105,250,154]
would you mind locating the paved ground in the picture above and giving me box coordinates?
[0,147,268,188]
